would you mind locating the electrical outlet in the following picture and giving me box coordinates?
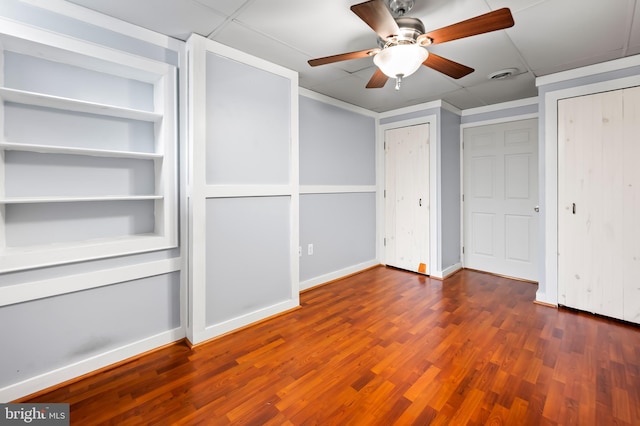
[307,243,314,255]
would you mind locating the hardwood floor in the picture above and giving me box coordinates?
[24,267,640,425]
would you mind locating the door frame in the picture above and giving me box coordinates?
[459,113,539,276]
[378,115,438,277]
[541,73,640,306]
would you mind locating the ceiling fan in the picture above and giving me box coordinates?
[308,0,514,90]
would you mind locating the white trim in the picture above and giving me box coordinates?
[289,72,301,307]
[299,88,378,118]
[378,115,439,277]
[1,236,177,274]
[536,54,640,87]
[0,327,183,402]
[300,185,376,194]
[201,39,297,81]
[194,299,299,344]
[459,112,539,130]
[379,99,461,119]
[461,97,538,117]
[432,262,462,279]
[0,17,174,80]
[0,258,181,307]
[177,41,189,354]
[540,73,640,306]
[299,260,379,291]
[186,34,208,344]
[18,0,182,51]
[375,117,383,265]
[204,185,294,198]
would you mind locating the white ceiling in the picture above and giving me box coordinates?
[66,0,640,112]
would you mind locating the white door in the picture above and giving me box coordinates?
[558,87,640,323]
[463,119,538,281]
[385,124,430,274]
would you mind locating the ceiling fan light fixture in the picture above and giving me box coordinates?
[373,44,428,80]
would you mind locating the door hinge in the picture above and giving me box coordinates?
[462,194,464,202]
[462,246,465,254]
[384,189,386,198]
[384,238,386,246]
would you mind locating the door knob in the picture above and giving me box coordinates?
[534,205,539,212]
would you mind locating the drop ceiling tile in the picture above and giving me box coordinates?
[508,0,634,76]
[409,0,492,31]
[68,0,226,40]
[628,1,640,55]
[212,20,308,71]
[462,72,538,106]
[532,49,628,76]
[233,0,379,58]
[441,87,485,110]
[485,0,547,13]
[194,0,252,16]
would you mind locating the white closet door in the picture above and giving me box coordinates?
[463,119,538,281]
[622,86,640,323]
[558,88,640,322]
[384,124,429,274]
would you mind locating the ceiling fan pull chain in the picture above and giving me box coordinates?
[395,74,403,90]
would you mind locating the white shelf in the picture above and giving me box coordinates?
[0,19,178,272]
[0,195,163,204]
[0,142,163,159]
[0,87,163,122]
[0,234,174,273]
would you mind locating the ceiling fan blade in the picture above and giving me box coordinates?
[351,0,400,40]
[308,48,379,67]
[425,8,514,45]
[366,68,388,88]
[423,53,474,79]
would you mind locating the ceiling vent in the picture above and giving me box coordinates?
[488,68,519,80]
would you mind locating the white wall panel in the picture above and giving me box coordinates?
[187,34,299,344]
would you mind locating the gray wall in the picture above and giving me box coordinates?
[205,197,292,325]
[440,109,461,270]
[299,96,376,283]
[0,273,180,388]
[300,97,375,185]
[300,192,376,281]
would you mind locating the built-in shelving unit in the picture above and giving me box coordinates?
[0,20,177,272]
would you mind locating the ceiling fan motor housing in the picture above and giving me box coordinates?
[378,16,425,48]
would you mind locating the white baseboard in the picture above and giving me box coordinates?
[535,290,558,307]
[430,262,462,280]
[299,260,379,292]
[0,327,184,403]
[193,298,300,345]
[441,262,462,279]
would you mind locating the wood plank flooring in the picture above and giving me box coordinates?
[24,267,640,425]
